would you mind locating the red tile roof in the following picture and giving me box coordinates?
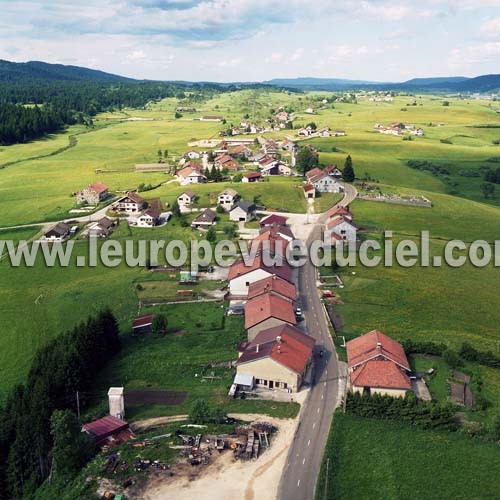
[177,166,204,178]
[346,330,410,371]
[237,324,315,374]
[248,275,297,301]
[82,415,129,442]
[259,223,294,240]
[228,253,292,282]
[326,215,357,230]
[260,214,288,227]
[306,167,323,179]
[133,314,154,328]
[303,184,315,192]
[89,182,108,194]
[244,172,262,179]
[350,360,412,390]
[326,205,352,218]
[245,293,297,329]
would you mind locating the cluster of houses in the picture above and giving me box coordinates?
[374,122,424,136]
[297,125,345,138]
[227,214,315,394]
[303,165,345,199]
[176,187,258,228]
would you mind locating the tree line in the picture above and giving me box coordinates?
[0,309,121,499]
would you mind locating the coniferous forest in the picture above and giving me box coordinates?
[0,310,121,499]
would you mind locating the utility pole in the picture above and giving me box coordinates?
[76,390,80,420]
[324,457,330,500]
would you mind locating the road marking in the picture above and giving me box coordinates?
[307,439,311,446]
[303,458,306,465]
[326,369,328,375]
[317,407,320,413]
[297,480,301,487]
[313,422,316,429]
[321,393,324,400]
[324,381,327,387]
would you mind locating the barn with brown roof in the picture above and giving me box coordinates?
[245,293,297,340]
[236,324,315,392]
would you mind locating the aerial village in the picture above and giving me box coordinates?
[28,96,488,499]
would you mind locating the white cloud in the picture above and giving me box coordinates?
[265,52,284,64]
[290,48,304,61]
[450,42,500,68]
[481,17,500,38]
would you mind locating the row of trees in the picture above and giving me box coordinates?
[346,392,457,431]
[0,310,121,499]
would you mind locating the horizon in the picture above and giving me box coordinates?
[1,1,499,82]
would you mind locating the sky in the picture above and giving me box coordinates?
[0,0,500,82]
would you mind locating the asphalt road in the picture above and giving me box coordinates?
[277,184,357,500]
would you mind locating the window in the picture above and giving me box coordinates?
[283,383,288,389]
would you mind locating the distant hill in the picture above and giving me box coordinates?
[0,60,136,83]
[402,76,470,86]
[261,75,500,92]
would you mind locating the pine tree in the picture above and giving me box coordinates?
[343,155,355,182]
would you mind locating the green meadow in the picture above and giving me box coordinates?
[315,413,500,500]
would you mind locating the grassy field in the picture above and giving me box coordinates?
[315,413,500,500]
[96,302,299,420]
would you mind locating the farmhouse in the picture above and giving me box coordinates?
[77,182,109,205]
[235,324,315,392]
[347,330,412,398]
[252,231,290,258]
[44,222,70,241]
[229,201,256,222]
[114,191,144,214]
[242,172,262,183]
[215,154,239,171]
[177,190,196,207]
[176,166,207,185]
[191,208,217,229]
[132,314,155,335]
[248,275,297,302]
[228,255,293,298]
[88,217,116,238]
[334,130,346,137]
[309,171,344,193]
[245,293,297,340]
[136,209,159,228]
[218,188,240,211]
[325,216,358,242]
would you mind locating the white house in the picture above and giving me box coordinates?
[185,150,201,159]
[325,216,358,242]
[229,201,256,222]
[304,107,315,114]
[218,189,239,211]
[114,192,144,214]
[176,167,207,185]
[228,255,293,298]
[136,211,158,228]
[177,190,196,207]
[317,127,330,137]
[309,172,344,193]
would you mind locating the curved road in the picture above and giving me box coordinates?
[278,183,357,500]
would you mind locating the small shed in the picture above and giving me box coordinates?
[234,373,255,391]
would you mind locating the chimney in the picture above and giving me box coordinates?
[256,344,259,353]
[377,342,382,350]
[276,335,282,344]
